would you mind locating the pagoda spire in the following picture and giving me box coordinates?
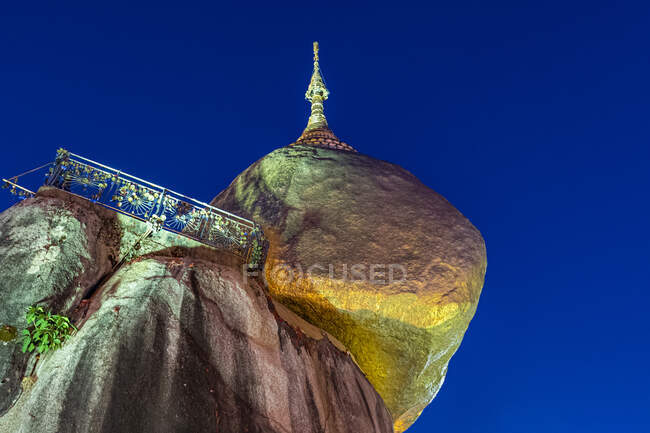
[291,42,356,152]
[304,41,330,131]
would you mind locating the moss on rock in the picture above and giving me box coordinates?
[0,325,17,342]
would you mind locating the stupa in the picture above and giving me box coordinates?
[290,42,356,152]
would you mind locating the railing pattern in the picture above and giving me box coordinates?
[3,149,267,269]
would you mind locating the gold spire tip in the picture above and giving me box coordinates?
[313,41,319,62]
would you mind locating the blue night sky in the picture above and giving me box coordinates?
[1,2,649,432]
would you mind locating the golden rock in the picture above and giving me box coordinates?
[212,145,486,431]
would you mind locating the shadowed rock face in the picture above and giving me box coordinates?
[0,188,393,433]
[212,145,487,431]
[0,188,120,416]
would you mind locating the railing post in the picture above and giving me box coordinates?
[45,148,70,187]
[149,188,166,219]
[198,213,208,241]
[246,225,268,271]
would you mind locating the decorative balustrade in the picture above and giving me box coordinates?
[2,149,268,269]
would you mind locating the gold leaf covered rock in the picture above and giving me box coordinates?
[212,144,487,431]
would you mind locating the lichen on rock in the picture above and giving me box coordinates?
[0,188,121,416]
[0,325,17,342]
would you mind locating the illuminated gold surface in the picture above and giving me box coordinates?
[262,222,484,432]
[304,41,330,131]
[213,119,487,433]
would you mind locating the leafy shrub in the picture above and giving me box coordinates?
[21,306,77,354]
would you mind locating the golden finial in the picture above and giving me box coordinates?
[293,42,357,152]
[304,41,329,131]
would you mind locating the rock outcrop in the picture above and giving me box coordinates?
[212,145,487,431]
[0,188,393,433]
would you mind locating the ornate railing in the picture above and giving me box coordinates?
[3,149,268,269]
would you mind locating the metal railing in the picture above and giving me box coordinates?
[3,149,268,269]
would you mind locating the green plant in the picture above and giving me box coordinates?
[21,306,77,354]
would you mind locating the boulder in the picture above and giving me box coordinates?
[0,187,393,433]
[0,187,120,415]
[212,145,487,431]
